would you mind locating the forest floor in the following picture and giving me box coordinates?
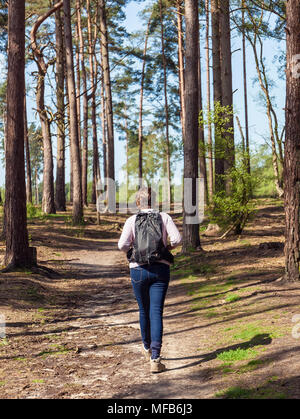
[1,197,300,399]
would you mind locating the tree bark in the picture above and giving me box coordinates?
[100,71,107,182]
[4,0,34,268]
[284,0,300,281]
[24,93,32,203]
[55,3,66,211]
[159,0,171,204]
[75,8,81,157]
[63,0,83,224]
[99,0,115,209]
[87,0,100,205]
[205,0,214,201]
[198,21,208,205]
[182,0,201,252]
[242,0,251,179]
[211,0,224,193]
[220,0,235,194]
[76,0,88,207]
[124,101,129,201]
[176,0,185,144]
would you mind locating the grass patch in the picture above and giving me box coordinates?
[236,239,252,247]
[225,294,240,303]
[237,359,268,374]
[37,344,71,358]
[225,323,284,343]
[0,338,9,347]
[217,347,258,362]
[218,358,269,375]
[204,309,219,319]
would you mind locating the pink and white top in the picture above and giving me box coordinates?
[118,209,182,268]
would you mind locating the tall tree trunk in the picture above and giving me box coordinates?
[87,0,100,205]
[24,93,32,203]
[159,0,171,205]
[76,0,88,207]
[30,3,62,214]
[4,0,34,268]
[284,0,300,281]
[124,101,129,202]
[198,23,208,205]
[100,72,107,182]
[63,0,83,224]
[75,9,81,156]
[55,3,66,211]
[211,0,224,193]
[176,0,186,143]
[220,0,235,194]
[138,16,151,183]
[242,0,250,179]
[205,0,213,201]
[182,0,201,252]
[35,169,39,204]
[65,53,73,204]
[99,0,115,209]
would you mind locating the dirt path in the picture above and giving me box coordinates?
[2,200,300,399]
[58,239,214,399]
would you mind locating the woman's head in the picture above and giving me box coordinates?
[136,186,156,209]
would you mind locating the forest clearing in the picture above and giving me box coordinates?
[0,0,300,402]
[1,198,300,399]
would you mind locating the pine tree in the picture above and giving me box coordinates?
[284,0,300,281]
[3,0,35,269]
[63,0,83,224]
[182,0,201,252]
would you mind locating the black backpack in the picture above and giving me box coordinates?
[127,211,174,265]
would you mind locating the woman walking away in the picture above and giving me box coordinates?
[118,187,182,373]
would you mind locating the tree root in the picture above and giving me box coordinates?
[1,263,60,278]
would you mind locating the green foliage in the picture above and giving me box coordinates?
[199,101,234,160]
[251,143,280,197]
[216,348,258,362]
[27,203,43,219]
[207,156,257,232]
[225,294,240,303]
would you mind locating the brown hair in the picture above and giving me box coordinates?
[135,186,156,209]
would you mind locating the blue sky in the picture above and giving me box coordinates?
[0,1,286,188]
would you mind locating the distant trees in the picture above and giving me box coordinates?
[240,4,284,198]
[0,0,297,277]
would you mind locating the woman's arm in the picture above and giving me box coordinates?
[165,214,182,249]
[118,216,134,252]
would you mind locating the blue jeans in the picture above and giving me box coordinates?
[130,263,170,359]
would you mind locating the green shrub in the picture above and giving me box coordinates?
[27,203,43,219]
